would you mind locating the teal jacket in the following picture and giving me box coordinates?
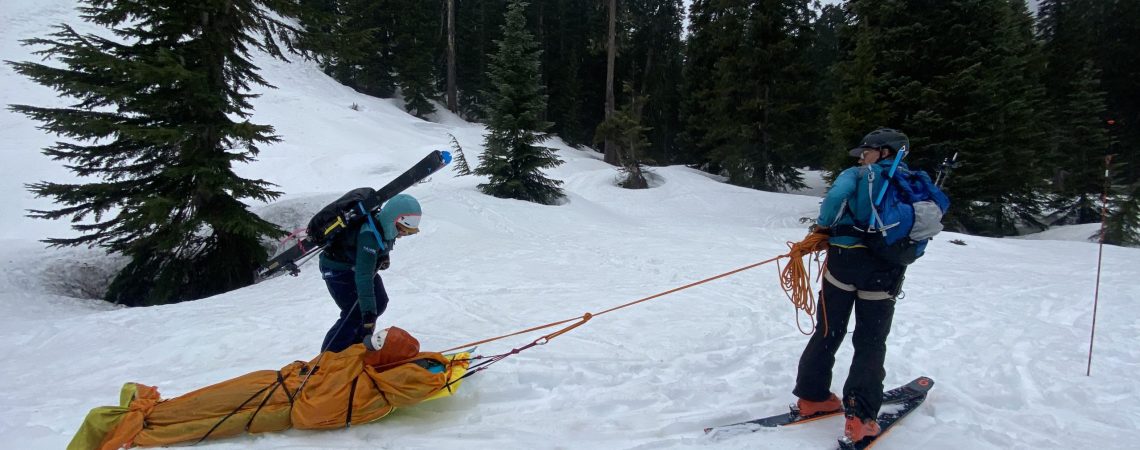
[318,224,394,316]
[818,159,907,247]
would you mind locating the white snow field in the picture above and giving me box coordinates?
[1,1,1137,449]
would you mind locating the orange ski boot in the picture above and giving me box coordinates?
[843,414,882,442]
[796,393,842,417]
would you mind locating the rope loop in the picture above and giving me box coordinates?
[778,232,830,335]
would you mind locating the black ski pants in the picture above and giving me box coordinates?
[321,268,389,353]
[793,246,904,420]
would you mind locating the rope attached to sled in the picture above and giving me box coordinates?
[442,232,832,373]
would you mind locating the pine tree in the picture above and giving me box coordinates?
[475,0,564,205]
[1045,63,1111,224]
[1094,1,1140,185]
[680,0,815,191]
[448,133,473,176]
[6,0,296,306]
[297,0,397,98]
[624,0,685,165]
[826,22,888,178]
[1038,0,1111,225]
[677,0,721,168]
[456,0,508,120]
[539,0,605,148]
[1104,182,1140,247]
[391,0,441,117]
[800,3,846,170]
[595,82,651,189]
[962,0,1050,233]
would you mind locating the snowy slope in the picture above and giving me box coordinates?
[2,2,1139,449]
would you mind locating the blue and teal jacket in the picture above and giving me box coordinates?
[318,224,393,317]
[316,193,420,317]
[818,159,907,248]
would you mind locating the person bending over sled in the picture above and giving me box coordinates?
[320,193,422,353]
[793,128,910,443]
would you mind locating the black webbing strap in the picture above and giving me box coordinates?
[194,383,274,445]
[276,370,296,406]
[244,379,282,431]
[344,378,359,428]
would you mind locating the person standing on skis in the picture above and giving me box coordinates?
[318,194,422,353]
[793,128,910,443]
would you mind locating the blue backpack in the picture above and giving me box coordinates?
[865,168,951,265]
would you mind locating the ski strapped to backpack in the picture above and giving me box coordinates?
[836,146,951,265]
[256,150,451,281]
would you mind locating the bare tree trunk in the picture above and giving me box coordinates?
[446,0,458,113]
[603,0,618,165]
[538,1,548,123]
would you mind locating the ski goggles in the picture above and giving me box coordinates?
[395,214,420,236]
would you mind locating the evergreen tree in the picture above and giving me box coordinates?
[680,0,816,191]
[456,0,508,120]
[475,0,564,205]
[1038,0,1111,225]
[1045,63,1111,224]
[825,9,888,178]
[800,3,846,170]
[1094,1,1140,185]
[448,133,473,176]
[595,82,651,189]
[1104,182,1140,247]
[677,0,721,167]
[957,0,1050,233]
[539,0,605,148]
[7,0,296,305]
[624,0,685,165]
[297,0,397,98]
[391,0,441,117]
[1044,0,1135,186]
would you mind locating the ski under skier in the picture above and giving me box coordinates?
[793,128,911,443]
[319,193,422,353]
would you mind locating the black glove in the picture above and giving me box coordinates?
[360,311,378,339]
[378,253,390,271]
[809,224,831,236]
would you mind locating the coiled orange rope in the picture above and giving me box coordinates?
[776,232,831,335]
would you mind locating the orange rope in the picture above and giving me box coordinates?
[442,256,783,353]
[776,232,831,335]
[442,232,831,354]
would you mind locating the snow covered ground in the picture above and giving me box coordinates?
[2,1,1138,449]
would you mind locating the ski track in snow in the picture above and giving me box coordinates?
[2,1,1139,449]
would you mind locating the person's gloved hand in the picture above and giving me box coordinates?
[808,224,831,236]
[360,311,378,348]
[378,253,390,271]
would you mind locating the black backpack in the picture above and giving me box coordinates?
[307,188,383,261]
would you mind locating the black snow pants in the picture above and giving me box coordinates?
[793,245,905,420]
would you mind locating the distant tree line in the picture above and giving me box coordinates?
[9,0,1138,306]
[298,0,1137,240]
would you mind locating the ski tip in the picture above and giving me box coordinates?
[440,150,453,166]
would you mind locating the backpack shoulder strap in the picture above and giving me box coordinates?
[359,202,387,252]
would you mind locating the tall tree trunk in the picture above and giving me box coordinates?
[446,0,458,113]
[604,0,618,165]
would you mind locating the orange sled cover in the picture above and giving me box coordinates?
[67,327,470,450]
